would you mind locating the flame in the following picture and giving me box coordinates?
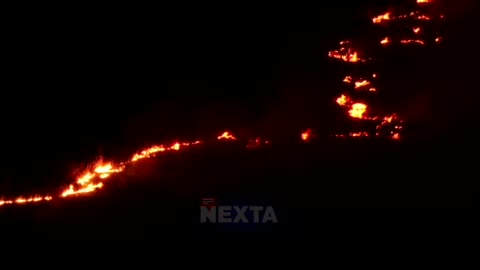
[301,129,312,141]
[372,10,438,24]
[373,12,391,23]
[328,43,365,63]
[348,103,367,119]
[0,195,52,206]
[60,140,201,198]
[354,80,371,89]
[401,39,425,45]
[336,94,350,106]
[417,0,433,3]
[217,131,236,140]
[0,0,444,207]
[343,77,376,92]
[330,0,437,138]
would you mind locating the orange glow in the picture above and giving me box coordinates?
[417,15,431,20]
[0,195,52,207]
[1,0,445,208]
[373,12,391,23]
[131,145,166,162]
[328,43,365,63]
[301,129,312,141]
[348,103,367,119]
[336,94,350,106]
[401,39,425,45]
[355,80,371,89]
[217,131,236,140]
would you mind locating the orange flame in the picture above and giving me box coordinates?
[0,0,444,207]
[301,129,312,141]
[373,12,391,23]
[348,103,367,119]
[217,131,236,140]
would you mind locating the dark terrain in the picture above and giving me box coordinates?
[1,0,480,240]
[1,138,478,240]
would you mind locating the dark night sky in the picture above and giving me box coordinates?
[1,0,479,194]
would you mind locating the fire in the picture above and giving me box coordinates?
[354,80,371,89]
[417,15,431,20]
[343,76,376,92]
[335,132,369,138]
[336,94,350,106]
[301,129,312,141]
[348,103,367,119]
[328,50,362,63]
[60,140,202,198]
[373,12,391,23]
[131,145,165,161]
[217,131,236,140]
[328,43,365,63]
[0,195,52,206]
[61,183,104,197]
[331,0,438,138]
[372,9,438,24]
[381,37,390,45]
[0,0,444,208]
[401,39,425,45]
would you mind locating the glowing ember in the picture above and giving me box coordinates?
[348,103,367,119]
[401,39,425,45]
[417,15,431,20]
[328,43,365,63]
[381,37,390,45]
[131,145,166,162]
[373,12,391,23]
[354,80,371,89]
[0,0,444,208]
[301,129,312,141]
[0,195,52,206]
[217,131,236,140]
[336,94,350,106]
